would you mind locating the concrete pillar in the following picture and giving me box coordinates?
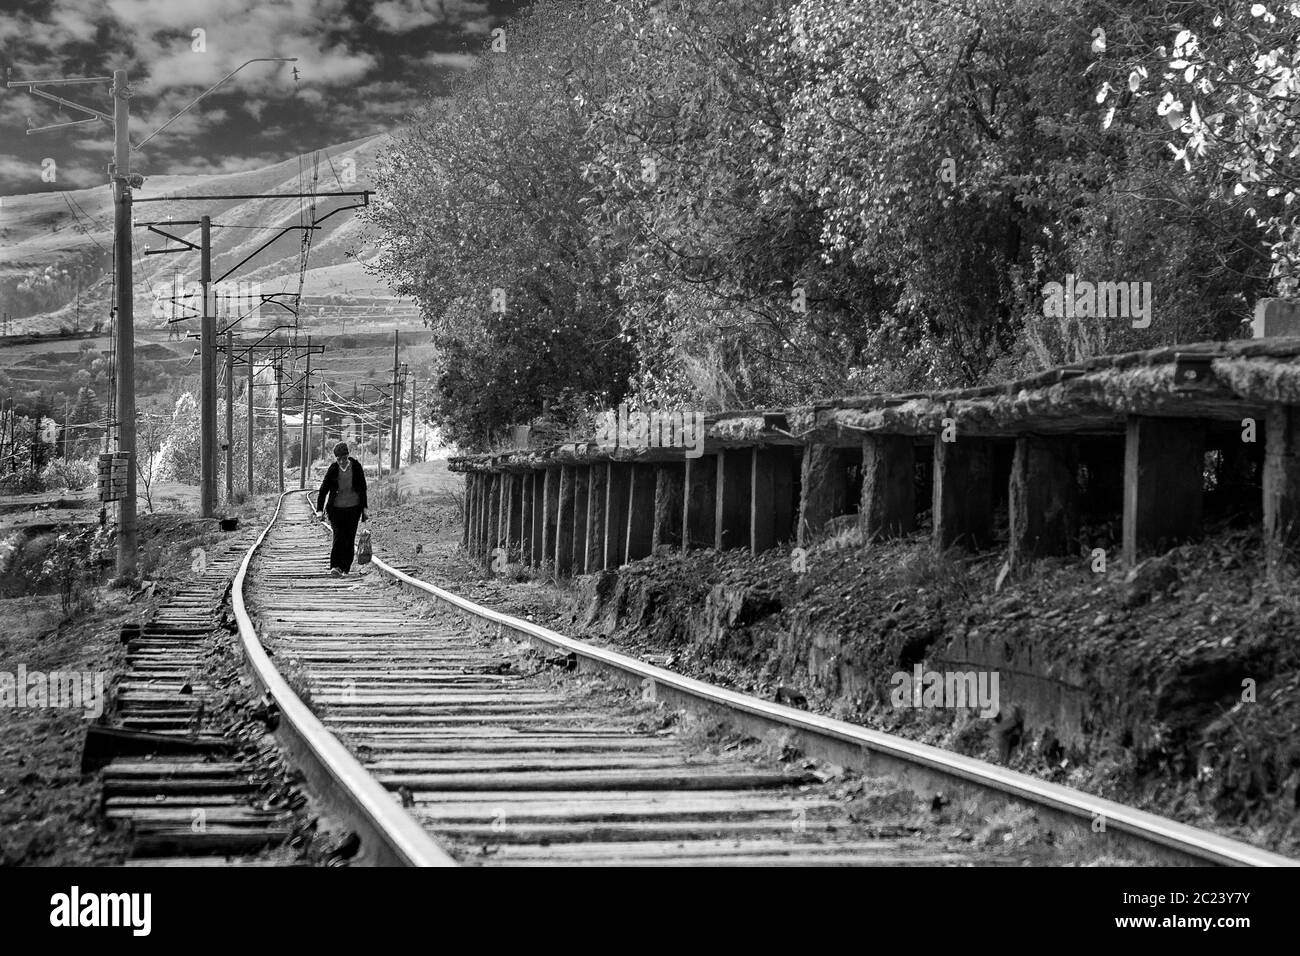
[572,466,590,573]
[556,465,575,577]
[461,475,471,550]
[542,467,559,571]
[531,469,545,567]
[933,439,994,550]
[1264,405,1300,571]
[798,443,854,546]
[652,463,685,551]
[487,472,502,557]
[751,447,797,553]
[497,471,509,556]
[683,454,717,551]
[508,472,523,559]
[715,448,752,550]
[1009,436,1078,568]
[1122,416,1204,565]
[605,462,630,567]
[465,473,476,556]
[626,463,656,561]
[861,435,915,540]
[500,473,513,559]
[520,471,533,566]
[475,473,486,561]
[586,462,607,572]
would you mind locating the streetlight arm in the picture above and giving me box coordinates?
[135,57,297,150]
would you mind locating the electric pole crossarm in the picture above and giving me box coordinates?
[25,86,114,122]
[309,196,372,227]
[132,191,371,204]
[142,224,201,253]
[26,116,99,135]
[7,75,112,87]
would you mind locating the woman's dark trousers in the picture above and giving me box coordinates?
[327,505,363,571]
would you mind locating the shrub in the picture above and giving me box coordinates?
[40,456,96,491]
[39,524,113,615]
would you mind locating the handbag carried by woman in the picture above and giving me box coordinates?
[356,522,372,565]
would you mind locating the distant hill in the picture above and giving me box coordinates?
[0,132,414,334]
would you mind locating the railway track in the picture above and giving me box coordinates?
[234,491,1298,867]
[96,527,312,865]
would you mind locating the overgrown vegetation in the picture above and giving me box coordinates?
[369,0,1284,449]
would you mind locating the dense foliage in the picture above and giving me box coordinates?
[368,0,1276,449]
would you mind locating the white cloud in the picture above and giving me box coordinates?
[423,51,480,71]
[371,0,488,33]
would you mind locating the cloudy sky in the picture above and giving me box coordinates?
[0,0,532,193]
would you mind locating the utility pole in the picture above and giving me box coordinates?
[146,415,155,511]
[299,335,311,489]
[62,396,70,461]
[247,355,255,495]
[199,215,216,517]
[275,358,284,494]
[390,330,400,473]
[112,69,138,578]
[225,328,233,503]
[396,363,406,470]
[408,372,416,465]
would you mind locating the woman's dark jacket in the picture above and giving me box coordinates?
[316,457,368,512]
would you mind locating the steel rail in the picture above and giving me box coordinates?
[231,491,456,866]
[328,491,1296,869]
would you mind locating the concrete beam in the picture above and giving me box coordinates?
[1122,416,1204,565]
[860,435,915,540]
[1009,436,1079,568]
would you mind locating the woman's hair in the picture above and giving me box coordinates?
[333,442,349,458]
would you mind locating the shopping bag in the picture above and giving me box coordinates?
[356,525,372,565]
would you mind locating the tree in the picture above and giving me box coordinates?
[366,1,636,448]
[1099,1,1298,292]
[152,377,289,496]
[137,412,170,513]
[365,0,1267,446]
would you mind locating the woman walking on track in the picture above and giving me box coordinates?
[315,442,369,576]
